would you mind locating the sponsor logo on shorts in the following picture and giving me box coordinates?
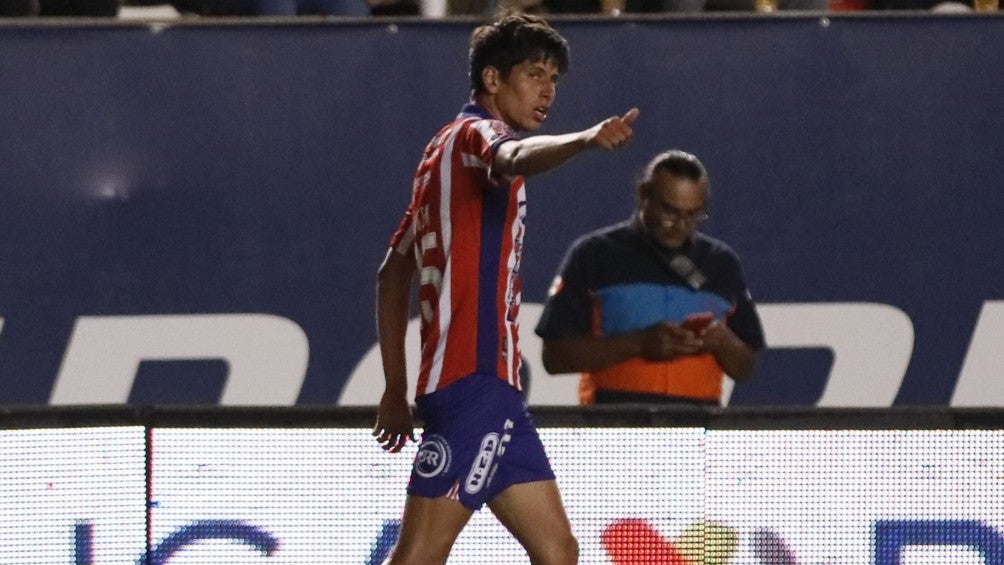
[464,420,515,495]
[414,435,451,478]
[464,433,499,494]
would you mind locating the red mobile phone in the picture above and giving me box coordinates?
[682,312,714,332]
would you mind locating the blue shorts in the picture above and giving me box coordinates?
[408,373,555,511]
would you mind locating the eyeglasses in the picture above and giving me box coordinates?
[653,201,709,225]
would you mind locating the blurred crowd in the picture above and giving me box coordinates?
[0,0,994,24]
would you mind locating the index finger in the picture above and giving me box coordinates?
[621,107,640,125]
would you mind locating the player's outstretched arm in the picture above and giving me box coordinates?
[495,108,640,179]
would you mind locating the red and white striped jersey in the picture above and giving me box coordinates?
[389,104,527,398]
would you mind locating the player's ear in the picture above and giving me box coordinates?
[482,66,501,93]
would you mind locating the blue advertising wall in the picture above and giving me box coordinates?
[0,15,1002,407]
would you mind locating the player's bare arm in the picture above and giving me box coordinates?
[374,247,418,452]
[494,107,640,178]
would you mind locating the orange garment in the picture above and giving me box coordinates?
[578,355,723,405]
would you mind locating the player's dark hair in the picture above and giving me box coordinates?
[468,11,570,95]
[637,149,711,201]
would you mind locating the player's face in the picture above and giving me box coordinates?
[639,170,708,249]
[493,58,560,132]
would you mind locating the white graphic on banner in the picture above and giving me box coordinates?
[50,314,309,405]
[757,302,914,406]
[952,301,1004,406]
[26,300,1004,407]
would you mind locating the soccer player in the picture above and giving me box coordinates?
[373,11,638,565]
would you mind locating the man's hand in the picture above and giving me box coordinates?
[697,320,759,380]
[372,391,415,453]
[636,320,703,361]
[587,107,640,150]
[697,320,733,354]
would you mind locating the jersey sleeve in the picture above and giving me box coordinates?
[535,239,595,339]
[723,256,766,351]
[462,118,519,187]
[388,204,416,255]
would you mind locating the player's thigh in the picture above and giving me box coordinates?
[390,494,473,565]
[487,480,578,564]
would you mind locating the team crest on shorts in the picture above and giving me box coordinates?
[414,434,451,478]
